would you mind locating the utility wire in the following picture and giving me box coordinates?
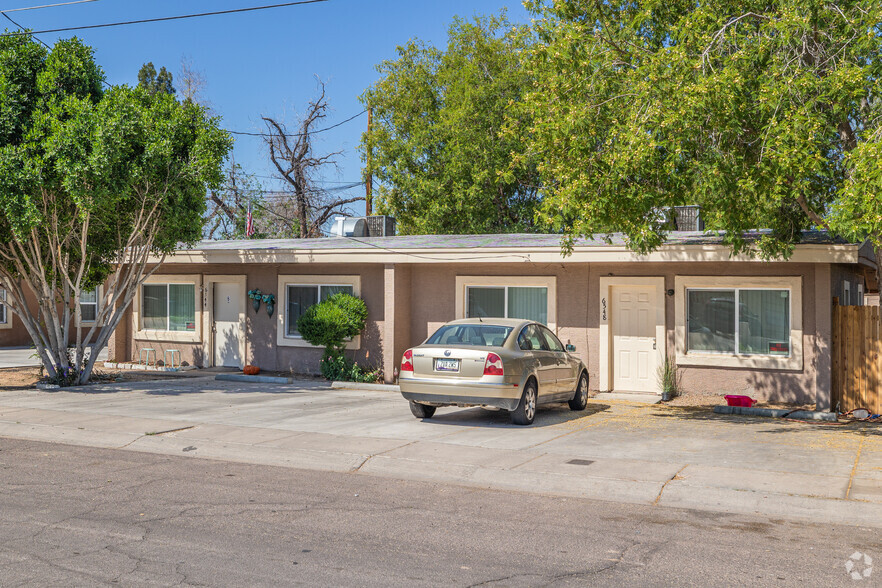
[229,110,366,138]
[0,0,328,36]
[2,0,100,13]
[1,11,50,47]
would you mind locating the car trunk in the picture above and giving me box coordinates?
[412,345,489,379]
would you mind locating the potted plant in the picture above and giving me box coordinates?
[263,293,276,317]
[247,289,263,313]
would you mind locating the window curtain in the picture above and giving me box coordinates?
[142,284,168,330]
[287,285,318,336]
[739,290,790,355]
[508,287,548,324]
[169,284,196,331]
[687,290,735,353]
[468,287,505,318]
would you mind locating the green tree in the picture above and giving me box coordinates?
[137,61,175,96]
[0,35,231,384]
[522,1,882,262]
[360,13,541,235]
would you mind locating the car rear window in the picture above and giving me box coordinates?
[426,324,514,347]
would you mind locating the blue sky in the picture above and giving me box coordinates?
[4,0,534,216]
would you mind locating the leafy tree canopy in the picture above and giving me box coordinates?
[0,34,231,382]
[137,61,175,96]
[522,0,882,258]
[361,13,542,235]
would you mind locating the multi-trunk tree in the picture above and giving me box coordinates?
[0,34,231,384]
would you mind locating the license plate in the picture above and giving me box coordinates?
[435,358,460,372]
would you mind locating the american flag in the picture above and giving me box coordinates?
[245,201,255,237]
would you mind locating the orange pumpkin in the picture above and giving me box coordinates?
[243,365,260,376]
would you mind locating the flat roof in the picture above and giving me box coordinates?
[187,230,851,253]
[161,230,868,266]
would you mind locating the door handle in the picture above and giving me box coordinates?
[653,339,656,350]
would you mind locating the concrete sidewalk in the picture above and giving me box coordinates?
[0,376,880,529]
[0,346,108,368]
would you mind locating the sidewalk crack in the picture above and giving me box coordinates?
[351,439,417,473]
[653,465,687,506]
[845,431,867,500]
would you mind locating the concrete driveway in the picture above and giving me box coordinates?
[0,346,108,368]
[0,375,880,528]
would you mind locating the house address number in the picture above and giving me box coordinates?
[601,298,607,321]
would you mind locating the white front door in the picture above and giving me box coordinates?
[611,285,659,393]
[213,282,242,368]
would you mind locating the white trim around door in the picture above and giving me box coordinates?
[598,277,665,393]
[204,275,247,369]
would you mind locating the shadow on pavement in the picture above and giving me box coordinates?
[648,405,881,436]
[426,403,611,429]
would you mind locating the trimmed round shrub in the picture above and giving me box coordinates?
[296,293,368,356]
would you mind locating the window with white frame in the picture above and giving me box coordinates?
[466,286,548,324]
[0,286,7,325]
[285,284,354,337]
[686,288,791,356]
[141,283,196,331]
[80,288,98,323]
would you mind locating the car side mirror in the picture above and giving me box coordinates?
[566,344,576,352]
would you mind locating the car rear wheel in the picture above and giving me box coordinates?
[409,401,436,419]
[511,380,537,425]
[568,372,589,411]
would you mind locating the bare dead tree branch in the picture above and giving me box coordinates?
[261,79,364,238]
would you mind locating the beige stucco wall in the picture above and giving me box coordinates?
[406,261,832,405]
[126,263,387,375]
[116,257,871,406]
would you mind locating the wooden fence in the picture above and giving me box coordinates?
[832,301,882,414]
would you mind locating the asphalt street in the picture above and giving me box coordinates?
[0,438,878,587]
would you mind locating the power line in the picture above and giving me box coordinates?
[229,110,366,138]
[0,0,329,36]
[0,11,50,48]
[2,0,100,13]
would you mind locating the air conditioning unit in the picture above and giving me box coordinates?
[331,216,367,238]
[672,206,704,231]
[365,215,396,237]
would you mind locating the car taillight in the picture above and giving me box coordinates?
[401,349,414,372]
[483,353,504,376]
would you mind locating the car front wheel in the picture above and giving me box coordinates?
[511,380,537,425]
[568,372,589,411]
[409,401,436,419]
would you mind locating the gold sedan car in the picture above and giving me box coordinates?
[399,318,589,425]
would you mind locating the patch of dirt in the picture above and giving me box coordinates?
[0,367,43,390]
[663,391,815,411]
[0,366,199,391]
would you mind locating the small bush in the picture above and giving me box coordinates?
[656,356,682,399]
[297,293,368,356]
[298,293,375,382]
[320,354,379,383]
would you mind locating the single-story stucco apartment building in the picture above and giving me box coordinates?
[1,229,875,409]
